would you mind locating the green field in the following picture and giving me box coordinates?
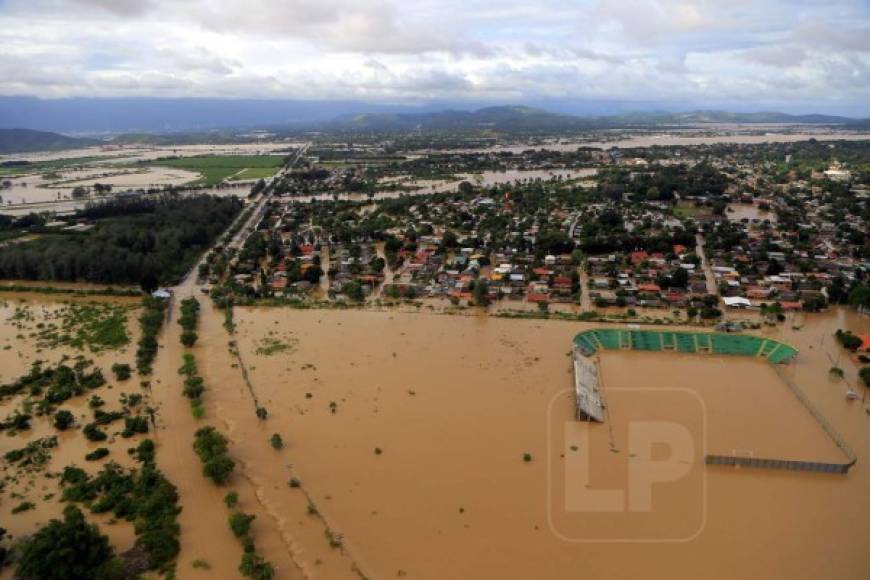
[151,155,286,186]
[673,202,705,218]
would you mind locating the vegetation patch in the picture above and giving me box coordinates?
[193,426,235,485]
[58,439,181,575]
[136,296,167,375]
[178,297,200,347]
[32,302,131,353]
[0,358,106,415]
[178,353,207,415]
[254,336,295,356]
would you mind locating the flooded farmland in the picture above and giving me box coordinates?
[433,132,870,154]
[0,294,145,566]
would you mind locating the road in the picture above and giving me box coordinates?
[227,142,309,252]
[176,142,309,295]
[695,232,719,297]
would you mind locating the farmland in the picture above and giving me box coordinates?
[149,155,286,186]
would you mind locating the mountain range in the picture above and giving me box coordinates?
[326,106,857,133]
[1,106,868,154]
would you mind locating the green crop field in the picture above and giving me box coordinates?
[151,155,286,186]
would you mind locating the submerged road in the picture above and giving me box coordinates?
[695,232,719,298]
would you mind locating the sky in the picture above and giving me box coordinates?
[1,0,870,115]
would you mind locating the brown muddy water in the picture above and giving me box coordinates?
[2,289,869,579]
[197,305,870,580]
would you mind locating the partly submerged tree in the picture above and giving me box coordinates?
[16,505,115,580]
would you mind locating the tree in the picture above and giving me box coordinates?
[180,331,198,347]
[766,258,783,276]
[342,281,365,302]
[536,230,574,254]
[670,267,689,288]
[239,552,275,580]
[16,506,115,580]
[111,363,131,381]
[229,512,256,538]
[203,455,235,485]
[53,409,75,430]
[71,186,89,199]
[472,279,489,306]
[139,272,159,295]
[848,285,870,309]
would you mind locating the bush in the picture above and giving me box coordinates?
[134,439,156,464]
[229,512,256,538]
[180,331,198,348]
[178,298,200,348]
[860,367,870,388]
[269,434,283,450]
[12,501,35,514]
[53,409,75,430]
[83,423,107,442]
[111,363,132,381]
[136,298,167,375]
[835,329,863,351]
[203,456,236,485]
[239,552,275,580]
[224,491,239,508]
[85,447,110,461]
[194,426,235,485]
[122,415,149,438]
[183,376,205,400]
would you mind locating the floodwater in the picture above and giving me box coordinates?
[0,142,299,165]
[433,132,870,154]
[1,167,201,205]
[379,168,598,196]
[2,285,869,579]
[727,203,777,223]
[198,305,870,579]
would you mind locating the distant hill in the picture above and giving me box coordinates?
[0,128,101,154]
[324,106,861,134]
[329,106,606,132]
[616,110,853,125]
[108,132,254,146]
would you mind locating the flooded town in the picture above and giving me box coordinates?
[0,123,868,579]
[1,1,870,578]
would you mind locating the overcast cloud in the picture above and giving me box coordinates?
[0,0,869,113]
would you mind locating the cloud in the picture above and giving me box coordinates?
[0,0,867,112]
